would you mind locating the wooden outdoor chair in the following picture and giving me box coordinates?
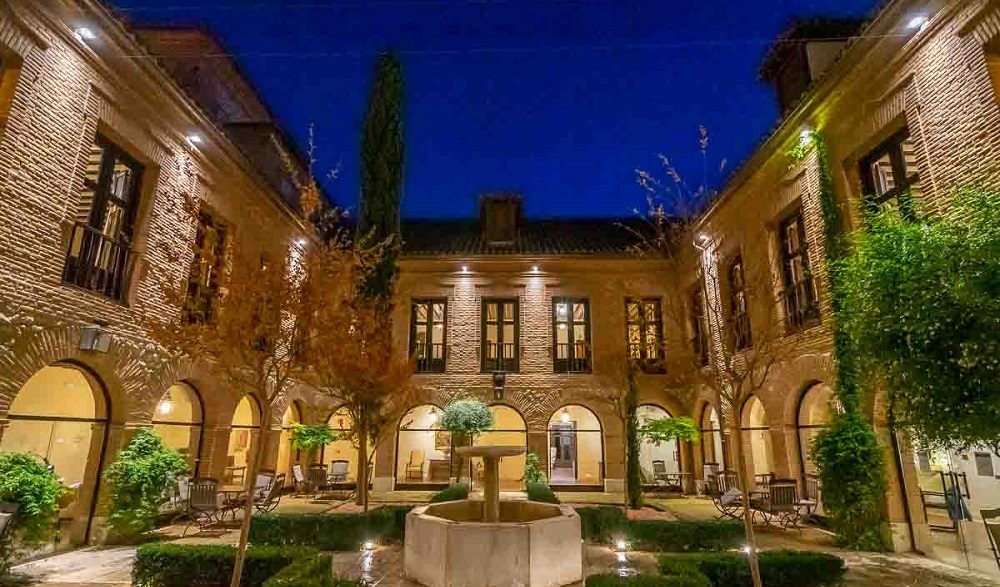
[709,471,744,520]
[254,473,286,514]
[292,464,306,493]
[182,477,221,537]
[750,479,801,529]
[406,450,425,480]
[253,469,276,501]
[307,464,329,493]
[983,508,1000,572]
[651,460,669,485]
[329,460,350,483]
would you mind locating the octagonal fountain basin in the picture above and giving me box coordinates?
[404,499,583,587]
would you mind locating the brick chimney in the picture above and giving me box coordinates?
[759,18,864,116]
[479,192,523,246]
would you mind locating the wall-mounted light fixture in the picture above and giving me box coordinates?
[531,265,539,273]
[460,265,469,274]
[186,134,203,146]
[428,407,438,424]
[560,407,570,423]
[80,322,111,353]
[158,398,174,415]
[295,237,307,246]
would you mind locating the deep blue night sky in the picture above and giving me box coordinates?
[115,0,876,219]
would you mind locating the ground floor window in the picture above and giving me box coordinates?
[471,405,526,491]
[322,407,375,485]
[548,405,603,486]
[700,405,725,472]
[796,383,836,507]
[0,364,109,538]
[637,404,678,485]
[275,402,301,487]
[396,404,449,485]
[152,382,203,475]
[226,395,260,485]
[740,396,772,484]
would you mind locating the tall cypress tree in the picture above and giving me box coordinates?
[358,53,404,302]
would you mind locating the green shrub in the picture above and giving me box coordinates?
[626,520,742,552]
[104,428,188,541]
[0,452,66,575]
[430,483,468,503]
[812,412,888,550]
[585,573,710,587]
[526,482,559,504]
[132,543,313,587]
[248,507,410,551]
[576,506,627,541]
[262,553,360,587]
[524,452,547,484]
[659,550,846,587]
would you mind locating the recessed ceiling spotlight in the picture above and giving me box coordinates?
[73,27,96,42]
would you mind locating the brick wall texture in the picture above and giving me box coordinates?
[0,0,997,555]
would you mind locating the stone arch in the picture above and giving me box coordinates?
[739,395,773,481]
[395,403,447,487]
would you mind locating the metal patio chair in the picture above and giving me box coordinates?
[708,471,744,520]
[329,460,350,483]
[750,479,802,529]
[254,473,286,514]
[182,477,221,536]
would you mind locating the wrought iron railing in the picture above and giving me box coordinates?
[554,342,591,373]
[483,342,517,372]
[62,222,132,301]
[415,342,446,373]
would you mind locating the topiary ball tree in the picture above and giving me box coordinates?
[440,398,494,439]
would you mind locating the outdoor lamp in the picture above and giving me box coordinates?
[158,398,174,415]
[73,27,96,41]
[561,408,570,423]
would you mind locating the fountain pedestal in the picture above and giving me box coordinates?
[455,445,523,522]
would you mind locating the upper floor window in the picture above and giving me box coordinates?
[62,135,143,301]
[689,288,709,367]
[482,299,518,372]
[779,210,819,330]
[553,298,590,373]
[859,127,920,220]
[728,256,752,351]
[183,211,227,324]
[626,298,665,373]
[411,299,447,373]
[0,48,22,121]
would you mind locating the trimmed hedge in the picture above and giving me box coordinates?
[248,507,410,551]
[262,553,360,587]
[574,507,741,552]
[658,550,846,587]
[430,483,468,503]
[627,520,742,552]
[586,573,710,587]
[526,482,560,504]
[133,544,313,587]
[577,506,627,540]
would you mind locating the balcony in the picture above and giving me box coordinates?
[62,222,132,302]
[415,342,446,373]
[554,342,590,373]
[483,342,518,372]
[781,286,820,332]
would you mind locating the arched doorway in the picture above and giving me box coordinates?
[797,383,837,511]
[226,395,260,485]
[472,405,527,491]
[548,405,603,487]
[700,404,725,472]
[152,382,203,474]
[1,364,110,541]
[740,396,772,483]
[322,407,375,487]
[395,404,449,487]
[275,402,302,487]
[637,404,677,486]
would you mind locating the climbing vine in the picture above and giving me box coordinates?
[798,132,889,550]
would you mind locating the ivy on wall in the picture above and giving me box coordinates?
[796,132,890,550]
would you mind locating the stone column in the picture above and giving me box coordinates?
[259,428,282,471]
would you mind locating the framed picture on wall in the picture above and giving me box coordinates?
[238,430,249,450]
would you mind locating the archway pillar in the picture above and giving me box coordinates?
[259,428,282,471]
[86,422,146,545]
[374,432,395,493]
[602,428,625,494]
[526,430,548,475]
[767,425,793,480]
[203,425,234,481]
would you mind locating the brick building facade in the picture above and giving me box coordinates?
[1,0,999,572]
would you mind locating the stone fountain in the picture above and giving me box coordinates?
[404,445,583,587]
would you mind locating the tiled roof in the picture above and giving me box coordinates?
[400,218,653,256]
